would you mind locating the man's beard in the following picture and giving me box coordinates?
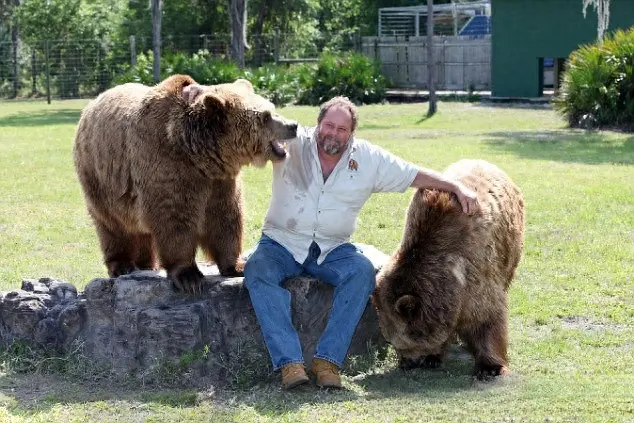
[318,133,347,156]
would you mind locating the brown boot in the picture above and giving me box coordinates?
[280,363,309,390]
[311,358,342,389]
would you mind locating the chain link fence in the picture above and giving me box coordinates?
[0,32,361,101]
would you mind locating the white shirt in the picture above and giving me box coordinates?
[262,127,419,264]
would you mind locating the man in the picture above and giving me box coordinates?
[244,97,478,390]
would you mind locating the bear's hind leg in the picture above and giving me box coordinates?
[134,233,156,271]
[460,317,510,380]
[93,218,137,278]
[200,178,244,277]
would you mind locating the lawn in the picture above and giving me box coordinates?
[0,99,632,422]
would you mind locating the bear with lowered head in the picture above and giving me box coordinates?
[74,75,298,294]
[373,159,524,379]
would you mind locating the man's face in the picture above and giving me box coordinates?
[316,107,353,156]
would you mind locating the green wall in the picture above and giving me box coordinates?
[491,0,634,98]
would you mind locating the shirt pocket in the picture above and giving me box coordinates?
[332,172,371,212]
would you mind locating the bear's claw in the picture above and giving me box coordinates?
[171,265,204,295]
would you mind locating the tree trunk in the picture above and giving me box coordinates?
[151,0,162,83]
[253,0,269,67]
[426,0,437,117]
[11,0,20,99]
[229,0,248,68]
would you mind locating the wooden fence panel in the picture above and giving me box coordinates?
[363,35,491,90]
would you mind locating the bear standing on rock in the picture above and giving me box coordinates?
[73,75,298,294]
[373,159,524,379]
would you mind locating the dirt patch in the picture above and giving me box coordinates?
[559,316,625,333]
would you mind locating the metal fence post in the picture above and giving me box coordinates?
[374,37,379,60]
[273,30,279,64]
[31,49,37,95]
[130,35,137,67]
[45,40,51,104]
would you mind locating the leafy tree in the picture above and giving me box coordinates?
[14,0,125,96]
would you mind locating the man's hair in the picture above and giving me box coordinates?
[317,96,358,132]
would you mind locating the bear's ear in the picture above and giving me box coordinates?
[394,294,421,321]
[233,78,254,92]
[202,92,228,115]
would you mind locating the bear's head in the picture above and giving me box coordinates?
[373,252,465,369]
[180,78,298,167]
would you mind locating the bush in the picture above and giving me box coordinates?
[298,52,387,106]
[244,63,314,106]
[113,50,388,107]
[167,50,242,85]
[554,27,634,131]
[114,50,243,86]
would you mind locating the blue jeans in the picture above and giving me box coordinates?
[244,234,376,370]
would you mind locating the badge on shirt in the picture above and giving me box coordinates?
[347,159,358,172]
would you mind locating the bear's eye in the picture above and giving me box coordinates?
[259,110,272,122]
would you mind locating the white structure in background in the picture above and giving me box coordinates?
[378,0,491,38]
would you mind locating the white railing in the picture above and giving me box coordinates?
[378,1,490,37]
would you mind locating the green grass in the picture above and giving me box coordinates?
[0,100,633,422]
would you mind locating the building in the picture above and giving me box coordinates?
[491,0,634,98]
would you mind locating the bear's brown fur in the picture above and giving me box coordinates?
[74,75,297,293]
[373,159,524,379]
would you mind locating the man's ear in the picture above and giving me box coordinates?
[182,84,205,104]
[394,294,421,321]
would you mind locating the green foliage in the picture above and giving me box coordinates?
[244,63,314,106]
[554,27,634,131]
[114,50,389,106]
[167,50,242,85]
[114,50,242,86]
[298,52,387,105]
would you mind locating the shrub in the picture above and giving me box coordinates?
[554,27,634,131]
[113,51,163,85]
[244,63,314,106]
[114,50,242,86]
[298,52,387,106]
[112,50,388,107]
[166,50,242,85]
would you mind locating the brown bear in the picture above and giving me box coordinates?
[73,75,298,294]
[372,159,525,379]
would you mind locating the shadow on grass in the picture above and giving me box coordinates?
[484,130,634,165]
[0,109,81,127]
[0,347,484,419]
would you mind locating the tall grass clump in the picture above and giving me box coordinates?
[554,27,634,131]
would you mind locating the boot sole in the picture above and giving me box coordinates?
[283,376,309,390]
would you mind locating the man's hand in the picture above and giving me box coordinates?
[410,169,480,214]
[454,183,479,215]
